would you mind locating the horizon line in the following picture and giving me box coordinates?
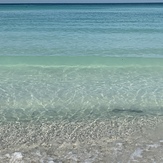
[0,2,163,5]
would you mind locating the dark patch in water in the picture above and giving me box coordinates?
[112,108,143,114]
[130,109,143,113]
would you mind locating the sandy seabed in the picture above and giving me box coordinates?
[0,115,163,163]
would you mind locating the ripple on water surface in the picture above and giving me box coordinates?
[0,56,163,162]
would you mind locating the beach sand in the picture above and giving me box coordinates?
[0,115,163,163]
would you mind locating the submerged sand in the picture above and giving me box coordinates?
[0,59,163,162]
[0,115,163,163]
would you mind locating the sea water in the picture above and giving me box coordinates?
[0,4,163,162]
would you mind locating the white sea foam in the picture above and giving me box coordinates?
[129,148,143,162]
[9,152,23,163]
[146,143,160,149]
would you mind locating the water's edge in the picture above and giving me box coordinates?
[1,56,163,67]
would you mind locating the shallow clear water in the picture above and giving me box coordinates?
[0,4,163,163]
[0,56,163,122]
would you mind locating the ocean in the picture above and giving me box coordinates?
[0,4,163,163]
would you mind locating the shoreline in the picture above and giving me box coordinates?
[0,115,163,162]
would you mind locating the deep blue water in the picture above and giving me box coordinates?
[0,4,163,57]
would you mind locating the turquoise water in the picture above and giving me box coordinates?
[0,4,163,162]
[1,56,163,122]
[0,4,163,57]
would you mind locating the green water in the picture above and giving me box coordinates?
[1,56,163,66]
[0,56,163,123]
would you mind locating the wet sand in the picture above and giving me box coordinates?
[1,115,163,163]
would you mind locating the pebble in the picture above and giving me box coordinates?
[48,161,54,163]
[5,154,11,158]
